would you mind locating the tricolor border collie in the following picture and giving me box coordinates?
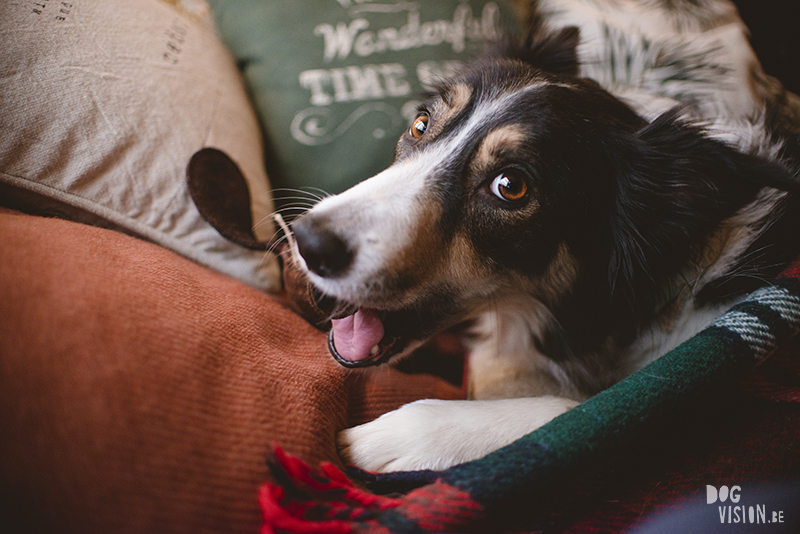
[288,0,800,473]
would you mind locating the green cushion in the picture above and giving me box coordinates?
[208,0,521,203]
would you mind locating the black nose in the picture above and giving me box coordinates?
[293,216,354,278]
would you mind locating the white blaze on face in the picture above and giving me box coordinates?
[295,79,552,307]
[295,154,440,305]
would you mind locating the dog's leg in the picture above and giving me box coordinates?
[465,309,581,400]
[337,395,578,472]
[338,309,582,473]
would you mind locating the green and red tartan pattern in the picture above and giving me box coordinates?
[259,258,800,534]
[260,448,484,534]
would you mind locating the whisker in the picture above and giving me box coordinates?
[274,213,296,251]
[300,186,332,199]
[270,187,327,202]
[262,226,288,253]
[260,239,284,269]
[270,202,318,211]
[270,206,317,215]
[266,235,289,258]
[259,205,315,220]
[253,205,315,232]
[269,196,322,204]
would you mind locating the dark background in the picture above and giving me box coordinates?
[733,0,798,95]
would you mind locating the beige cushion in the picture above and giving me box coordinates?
[0,0,280,291]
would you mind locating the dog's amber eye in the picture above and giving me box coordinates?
[409,113,429,139]
[490,171,528,202]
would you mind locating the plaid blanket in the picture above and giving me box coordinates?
[258,259,800,533]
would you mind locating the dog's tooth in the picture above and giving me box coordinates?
[370,344,380,355]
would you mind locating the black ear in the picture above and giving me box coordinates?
[607,110,798,310]
[500,26,580,76]
[186,148,269,251]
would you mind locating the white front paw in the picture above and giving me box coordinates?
[337,396,577,473]
[338,399,457,472]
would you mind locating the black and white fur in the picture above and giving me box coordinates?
[289,0,800,472]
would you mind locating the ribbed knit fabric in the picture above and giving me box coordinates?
[0,210,461,534]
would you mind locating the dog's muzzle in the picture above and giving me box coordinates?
[292,216,354,279]
[292,216,408,368]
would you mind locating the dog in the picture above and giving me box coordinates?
[287,0,800,473]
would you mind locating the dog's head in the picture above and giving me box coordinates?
[290,29,796,368]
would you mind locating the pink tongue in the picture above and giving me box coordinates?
[331,308,385,362]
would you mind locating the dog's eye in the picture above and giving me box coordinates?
[489,171,528,202]
[409,113,429,139]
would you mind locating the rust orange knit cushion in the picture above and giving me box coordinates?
[0,209,460,534]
